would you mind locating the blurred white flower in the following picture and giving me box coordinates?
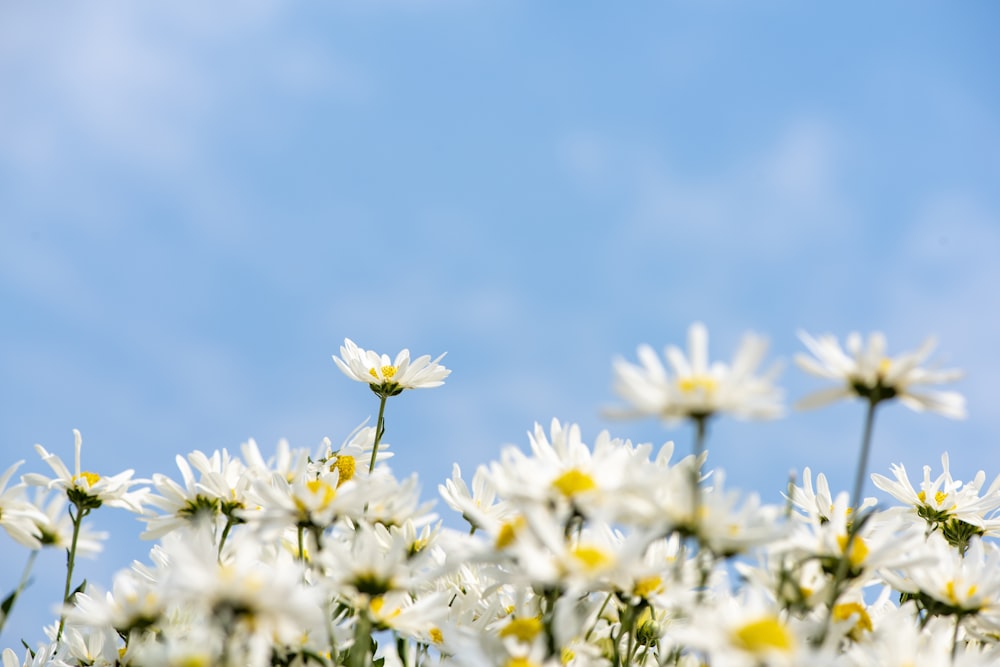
[610,322,783,424]
[140,448,252,540]
[788,467,876,523]
[333,338,450,397]
[795,331,966,418]
[881,534,1000,632]
[0,460,47,548]
[29,489,107,556]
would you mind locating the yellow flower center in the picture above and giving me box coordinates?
[552,469,597,497]
[946,580,978,606]
[733,616,793,654]
[506,658,540,667]
[877,358,891,376]
[633,575,663,598]
[175,654,212,667]
[305,479,336,508]
[429,627,443,644]
[836,534,869,568]
[678,375,717,394]
[917,490,948,506]
[331,455,356,486]
[370,595,401,620]
[499,617,543,642]
[74,471,101,487]
[561,647,575,665]
[571,545,612,571]
[496,516,525,549]
[369,365,397,380]
[832,602,872,638]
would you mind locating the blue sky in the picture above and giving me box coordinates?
[2,0,999,644]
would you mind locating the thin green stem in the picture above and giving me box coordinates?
[584,592,614,641]
[369,395,389,473]
[849,399,879,515]
[0,550,39,635]
[218,517,235,560]
[58,506,88,641]
[815,398,880,647]
[952,614,962,662]
[689,415,708,539]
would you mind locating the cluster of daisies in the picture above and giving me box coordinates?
[1,326,996,667]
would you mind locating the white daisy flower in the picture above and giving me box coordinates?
[486,420,655,527]
[610,322,784,425]
[788,467,876,524]
[678,588,833,667]
[140,448,253,541]
[29,489,108,557]
[881,534,1000,631]
[0,460,47,548]
[795,331,966,418]
[871,453,1000,541]
[22,429,147,513]
[438,463,511,533]
[333,338,450,397]
[696,472,788,558]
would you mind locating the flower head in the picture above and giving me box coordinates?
[610,322,783,424]
[22,429,147,513]
[333,338,450,398]
[794,331,965,418]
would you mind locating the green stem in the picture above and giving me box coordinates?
[298,525,307,561]
[849,399,879,515]
[0,550,39,635]
[58,506,88,641]
[369,395,389,473]
[816,398,880,647]
[952,614,962,661]
[584,592,614,641]
[218,517,235,560]
[689,415,708,538]
[348,612,373,667]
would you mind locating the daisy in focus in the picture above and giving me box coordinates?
[794,331,966,418]
[610,322,783,425]
[23,429,147,513]
[333,338,451,398]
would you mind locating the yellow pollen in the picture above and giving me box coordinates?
[499,617,543,642]
[496,516,525,549]
[836,534,869,568]
[733,616,793,654]
[633,576,663,598]
[506,658,540,667]
[945,580,977,605]
[919,490,948,505]
[74,471,101,487]
[369,596,400,619]
[561,647,575,665]
[877,358,891,376]
[429,627,443,644]
[369,365,397,380]
[175,654,211,667]
[571,545,612,571]
[305,479,336,508]
[678,375,717,394]
[832,602,872,638]
[331,455,356,486]
[552,468,597,497]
